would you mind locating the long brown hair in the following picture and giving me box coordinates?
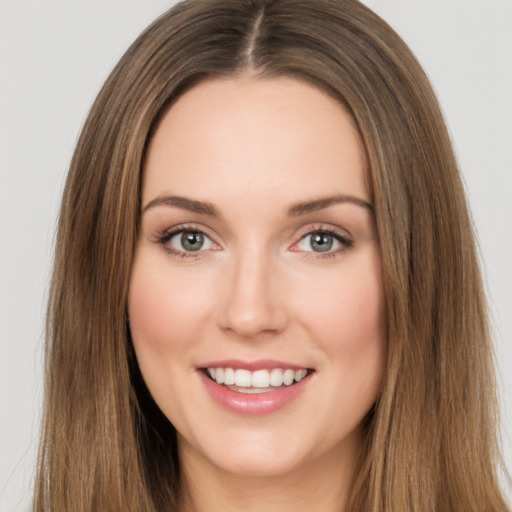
[34,0,509,510]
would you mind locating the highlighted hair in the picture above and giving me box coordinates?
[34,1,509,510]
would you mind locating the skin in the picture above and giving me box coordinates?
[128,76,387,512]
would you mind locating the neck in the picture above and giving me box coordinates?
[178,431,362,512]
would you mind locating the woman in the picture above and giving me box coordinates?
[33,0,510,510]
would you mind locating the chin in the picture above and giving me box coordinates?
[209,446,306,478]
[178,420,355,480]
[178,423,314,477]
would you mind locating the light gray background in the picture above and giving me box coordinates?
[1,1,511,510]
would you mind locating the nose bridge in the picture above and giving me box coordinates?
[219,239,286,337]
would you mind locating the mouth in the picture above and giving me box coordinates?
[197,361,315,415]
[201,366,314,394]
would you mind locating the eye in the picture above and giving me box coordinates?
[168,230,215,252]
[294,230,352,254]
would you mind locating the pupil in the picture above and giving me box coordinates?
[181,231,204,251]
[311,233,333,252]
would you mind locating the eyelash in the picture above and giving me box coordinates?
[154,224,353,259]
[291,224,353,259]
[154,224,215,259]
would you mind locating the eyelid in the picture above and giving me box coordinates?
[152,222,205,242]
[292,223,352,242]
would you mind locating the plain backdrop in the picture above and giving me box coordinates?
[1,1,511,510]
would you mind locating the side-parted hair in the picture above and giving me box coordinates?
[34,1,509,510]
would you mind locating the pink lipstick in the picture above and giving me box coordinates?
[197,360,313,415]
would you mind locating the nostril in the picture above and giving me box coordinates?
[217,262,289,337]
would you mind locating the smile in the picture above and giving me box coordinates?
[198,361,314,415]
[205,367,309,393]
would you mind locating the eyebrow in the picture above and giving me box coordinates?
[142,195,220,217]
[142,193,374,218]
[287,195,374,216]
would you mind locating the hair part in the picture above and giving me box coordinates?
[34,1,509,510]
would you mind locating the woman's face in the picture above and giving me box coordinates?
[128,77,386,478]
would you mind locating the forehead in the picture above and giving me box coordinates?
[143,76,368,209]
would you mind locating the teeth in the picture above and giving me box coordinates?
[224,367,235,385]
[235,369,252,387]
[252,369,270,388]
[295,369,307,381]
[270,368,283,386]
[206,367,309,388]
[283,369,294,386]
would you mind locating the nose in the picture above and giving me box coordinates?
[217,244,288,338]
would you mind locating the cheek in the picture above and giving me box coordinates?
[127,253,215,423]
[128,255,212,355]
[129,265,174,353]
[298,253,386,347]
[295,252,387,399]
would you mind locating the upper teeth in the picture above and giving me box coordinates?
[207,367,308,388]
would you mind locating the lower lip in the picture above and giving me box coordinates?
[198,371,312,416]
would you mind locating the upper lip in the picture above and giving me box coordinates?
[197,359,312,371]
